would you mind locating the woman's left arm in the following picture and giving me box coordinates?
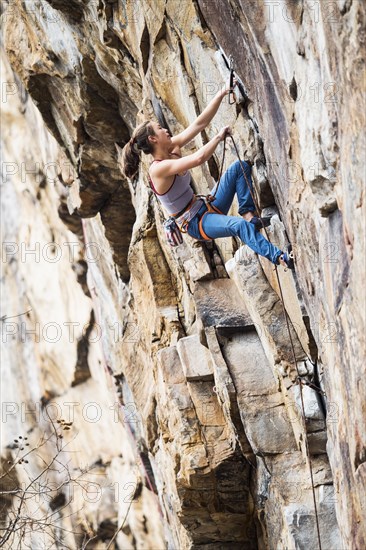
[171,77,237,148]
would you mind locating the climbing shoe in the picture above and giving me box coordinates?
[278,244,295,270]
[250,216,272,231]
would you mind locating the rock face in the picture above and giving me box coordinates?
[0,47,165,549]
[1,1,365,549]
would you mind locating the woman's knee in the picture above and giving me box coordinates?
[237,217,256,237]
[232,159,251,175]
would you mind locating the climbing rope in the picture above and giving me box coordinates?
[208,141,323,392]
[215,130,323,549]
[204,128,323,379]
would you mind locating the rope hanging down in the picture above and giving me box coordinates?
[205,100,323,547]
[199,132,317,361]
[204,132,322,382]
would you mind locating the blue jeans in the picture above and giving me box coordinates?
[187,160,282,265]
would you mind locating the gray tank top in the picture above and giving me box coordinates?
[148,160,194,216]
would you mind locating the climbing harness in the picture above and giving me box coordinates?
[195,197,224,241]
[153,149,227,245]
[173,196,205,233]
[149,158,208,246]
[161,196,206,247]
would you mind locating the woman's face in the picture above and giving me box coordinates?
[151,121,172,146]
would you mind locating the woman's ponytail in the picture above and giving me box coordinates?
[120,138,141,179]
[119,121,156,180]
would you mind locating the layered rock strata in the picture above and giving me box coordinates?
[2,0,365,548]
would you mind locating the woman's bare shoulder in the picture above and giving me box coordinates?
[149,146,183,175]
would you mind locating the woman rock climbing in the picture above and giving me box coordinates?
[120,80,293,269]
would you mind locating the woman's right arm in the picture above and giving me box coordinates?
[152,126,231,178]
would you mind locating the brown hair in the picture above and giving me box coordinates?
[119,121,156,179]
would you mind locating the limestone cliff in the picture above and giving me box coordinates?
[1,1,365,549]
